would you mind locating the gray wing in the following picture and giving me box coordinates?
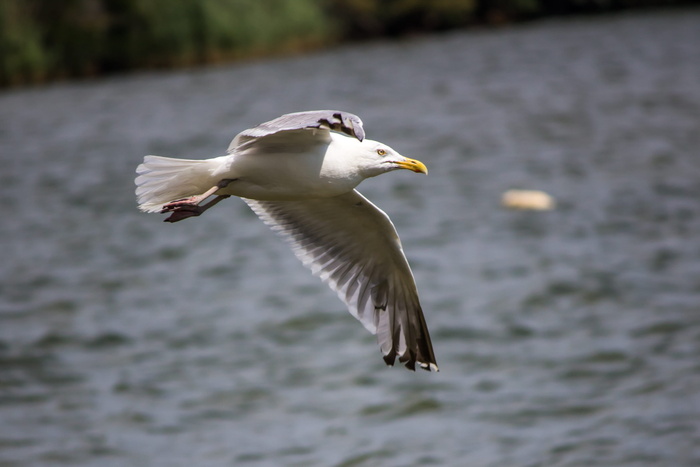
[228,110,365,154]
[244,190,438,371]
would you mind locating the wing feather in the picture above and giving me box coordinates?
[228,110,365,154]
[244,190,438,371]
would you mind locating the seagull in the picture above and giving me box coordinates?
[135,110,438,371]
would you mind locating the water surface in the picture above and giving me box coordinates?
[1,9,699,467]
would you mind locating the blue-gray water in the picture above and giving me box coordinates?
[2,9,700,467]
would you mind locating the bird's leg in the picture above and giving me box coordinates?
[162,194,230,223]
[161,179,235,223]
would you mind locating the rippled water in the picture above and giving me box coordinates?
[2,8,700,467]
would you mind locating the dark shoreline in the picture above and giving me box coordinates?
[1,0,697,88]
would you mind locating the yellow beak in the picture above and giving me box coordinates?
[395,157,428,175]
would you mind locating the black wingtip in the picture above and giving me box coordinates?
[324,111,365,142]
[383,351,438,372]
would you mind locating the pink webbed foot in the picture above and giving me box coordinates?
[161,200,204,223]
[159,179,235,223]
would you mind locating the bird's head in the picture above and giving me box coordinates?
[356,139,428,178]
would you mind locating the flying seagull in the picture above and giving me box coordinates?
[135,110,438,371]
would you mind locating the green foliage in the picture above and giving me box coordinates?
[0,0,48,85]
[102,0,331,68]
[0,0,696,86]
[0,0,331,85]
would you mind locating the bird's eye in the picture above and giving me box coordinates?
[376,149,386,156]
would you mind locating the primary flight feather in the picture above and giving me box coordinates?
[135,110,437,371]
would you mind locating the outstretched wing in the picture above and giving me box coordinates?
[228,110,365,154]
[244,190,438,371]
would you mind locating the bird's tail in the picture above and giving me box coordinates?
[135,155,221,212]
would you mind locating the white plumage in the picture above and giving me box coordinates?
[136,156,220,212]
[135,110,437,371]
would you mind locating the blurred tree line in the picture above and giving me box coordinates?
[0,0,695,86]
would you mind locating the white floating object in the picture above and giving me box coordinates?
[501,189,555,211]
